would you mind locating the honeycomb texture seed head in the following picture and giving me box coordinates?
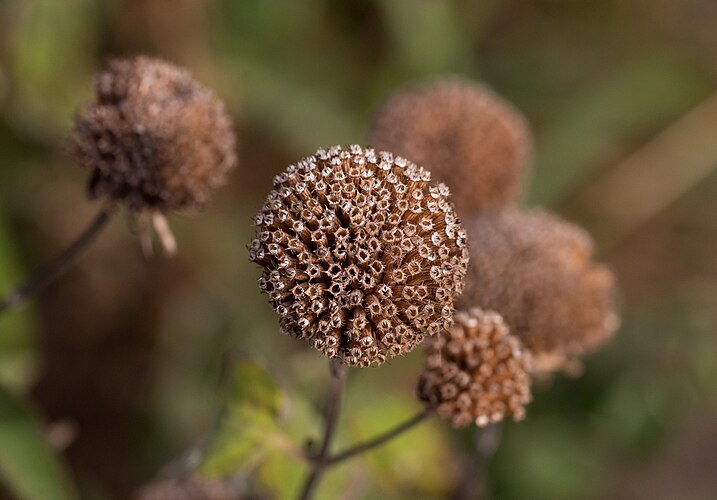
[418,308,532,428]
[248,145,470,367]
[73,56,237,211]
[460,208,619,370]
[371,77,532,216]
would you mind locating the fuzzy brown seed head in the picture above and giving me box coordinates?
[418,308,532,428]
[248,145,470,367]
[460,208,619,370]
[371,77,532,216]
[136,476,234,500]
[73,56,237,211]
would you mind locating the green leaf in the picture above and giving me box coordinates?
[199,359,349,499]
[339,396,454,497]
[200,360,288,477]
[0,210,35,389]
[255,392,350,500]
[225,359,282,414]
[0,384,76,500]
[330,364,455,498]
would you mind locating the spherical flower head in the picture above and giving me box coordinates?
[73,56,237,212]
[248,145,470,367]
[460,208,619,371]
[371,77,532,216]
[418,308,532,428]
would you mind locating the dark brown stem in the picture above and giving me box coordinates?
[0,206,116,313]
[297,358,347,500]
[326,407,433,466]
[454,423,503,500]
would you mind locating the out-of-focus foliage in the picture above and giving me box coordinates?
[6,0,102,139]
[1,0,717,499]
[0,214,35,389]
[0,384,75,500]
[200,360,283,475]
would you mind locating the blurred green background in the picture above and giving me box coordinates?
[1,0,717,499]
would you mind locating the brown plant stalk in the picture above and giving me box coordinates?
[297,365,434,500]
[298,359,348,500]
[0,205,116,313]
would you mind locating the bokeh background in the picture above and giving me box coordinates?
[1,0,717,499]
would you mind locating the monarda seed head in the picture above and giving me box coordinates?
[418,308,532,428]
[248,145,470,367]
[73,56,236,212]
[371,77,531,216]
[459,208,619,372]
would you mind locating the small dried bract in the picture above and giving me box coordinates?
[371,77,532,216]
[73,56,236,212]
[460,208,619,372]
[249,145,469,366]
[418,308,532,428]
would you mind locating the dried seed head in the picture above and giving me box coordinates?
[460,208,619,370]
[371,77,531,216]
[249,145,470,367]
[73,56,237,211]
[418,308,532,428]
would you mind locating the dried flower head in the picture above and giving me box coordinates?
[371,77,532,216]
[418,308,532,428]
[249,145,470,366]
[73,56,237,211]
[460,208,619,370]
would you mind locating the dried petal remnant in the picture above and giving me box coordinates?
[249,145,469,366]
[73,56,236,211]
[460,208,619,370]
[418,308,532,427]
[371,77,531,215]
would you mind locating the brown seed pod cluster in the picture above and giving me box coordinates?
[73,56,237,211]
[371,77,531,216]
[418,308,532,428]
[248,145,470,366]
[459,208,619,370]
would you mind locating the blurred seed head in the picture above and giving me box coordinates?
[460,208,619,370]
[248,145,470,367]
[73,56,237,211]
[371,77,532,216]
[418,308,532,428]
[136,476,235,500]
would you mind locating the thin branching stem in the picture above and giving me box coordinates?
[0,206,116,314]
[297,358,347,500]
[326,407,433,466]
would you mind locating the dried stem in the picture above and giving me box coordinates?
[326,407,433,466]
[454,422,503,499]
[0,206,116,314]
[297,358,347,500]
